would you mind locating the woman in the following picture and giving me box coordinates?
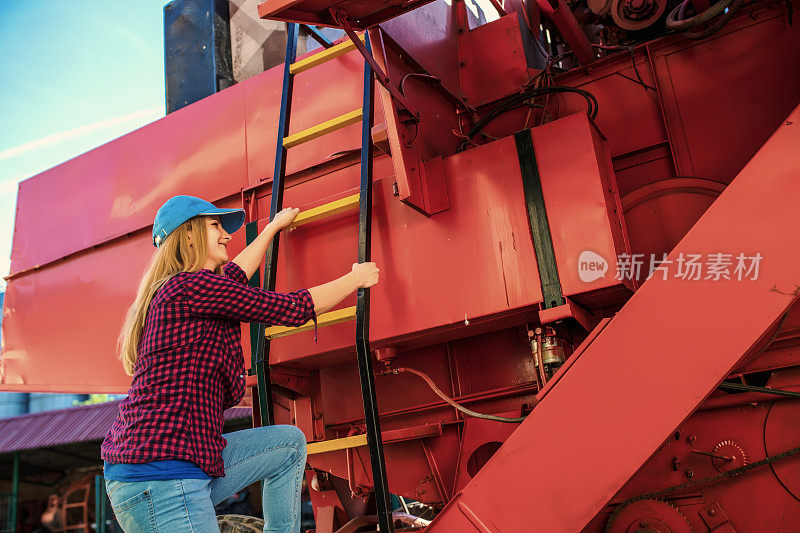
[101,195,379,532]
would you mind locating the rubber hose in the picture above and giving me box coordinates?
[464,86,598,144]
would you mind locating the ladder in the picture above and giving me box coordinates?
[245,24,394,533]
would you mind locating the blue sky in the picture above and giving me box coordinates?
[0,1,170,288]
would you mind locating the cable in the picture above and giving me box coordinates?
[383,367,527,423]
[718,382,800,398]
[399,72,441,96]
[591,44,655,92]
[459,86,599,150]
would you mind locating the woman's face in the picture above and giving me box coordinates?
[201,216,231,271]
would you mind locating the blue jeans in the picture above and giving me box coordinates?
[105,425,307,533]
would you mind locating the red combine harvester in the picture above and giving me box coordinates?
[3,0,800,531]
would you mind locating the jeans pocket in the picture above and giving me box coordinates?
[108,486,157,532]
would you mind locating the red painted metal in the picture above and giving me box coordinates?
[531,112,634,305]
[257,0,438,29]
[535,0,594,64]
[427,105,800,531]
[4,2,800,530]
[8,86,249,278]
[458,13,534,107]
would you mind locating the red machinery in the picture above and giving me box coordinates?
[3,0,800,531]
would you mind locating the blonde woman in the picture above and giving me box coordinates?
[101,195,379,532]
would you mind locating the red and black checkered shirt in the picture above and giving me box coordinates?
[101,262,315,477]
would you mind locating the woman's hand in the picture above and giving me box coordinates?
[269,207,300,232]
[351,262,380,288]
[307,262,381,314]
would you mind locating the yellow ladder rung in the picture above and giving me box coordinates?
[284,109,362,148]
[264,306,357,339]
[291,193,360,228]
[307,434,368,455]
[290,34,366,75]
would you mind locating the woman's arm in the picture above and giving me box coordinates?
[231,208,299,279]
[308,263,380,314]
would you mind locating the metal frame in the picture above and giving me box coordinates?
[250,22,300,427]
[299,24,334,48]
[248,25,394,530]
[353,33,393,533]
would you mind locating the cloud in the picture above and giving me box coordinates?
[0,107,163,164]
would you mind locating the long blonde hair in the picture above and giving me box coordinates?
[119,216,218,375]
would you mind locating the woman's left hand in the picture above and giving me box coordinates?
[269,207,300,231]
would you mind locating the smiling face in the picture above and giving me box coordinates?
[199,216,231,271]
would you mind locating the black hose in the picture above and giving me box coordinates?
[462,86,598,148]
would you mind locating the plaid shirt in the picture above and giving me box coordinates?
[101,262,315,477]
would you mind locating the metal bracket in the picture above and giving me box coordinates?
[331,8,419,119]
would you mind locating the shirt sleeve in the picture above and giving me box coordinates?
[222,261,250,285]
[184,268,316,327]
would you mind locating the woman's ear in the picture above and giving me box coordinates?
[185,221,195,247]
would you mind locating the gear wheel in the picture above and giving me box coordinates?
[610,0,667,30]
[605,499,692,533]
[712,440,749,473]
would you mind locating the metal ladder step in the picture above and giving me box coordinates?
[307,434,368,455]
[290,34,365,75]
[291,193,360,228]
[283,109,362,148]
[263,306,356,339]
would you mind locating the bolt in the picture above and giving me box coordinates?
[686,467,695,479]
[687,434,696,443]
[708,508,717,516]
[639,520,648,527]
[313,412,323,420]
[459,61,467,68]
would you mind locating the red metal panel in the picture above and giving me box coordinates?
[584,400,800,530]
[9,84,249,277]
[426,107,800,532]
[263,136,544,366]
[370,27,459,215]
[1,205,249,393]
[648,8,800,180]
[380,1,461,98]
[532,113,633,302]
[460,14,532,107]
[257,0,438,28]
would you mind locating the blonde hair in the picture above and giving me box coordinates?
[118,216,219,375]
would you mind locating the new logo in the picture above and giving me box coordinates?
[578,250,608,282]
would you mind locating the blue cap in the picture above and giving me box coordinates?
[152,195,245,247]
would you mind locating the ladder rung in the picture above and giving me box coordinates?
[290,34,365,75]
[291,193,360,228]
[284,109,362,148]
[307,434,367,455]
[264,306,357,339]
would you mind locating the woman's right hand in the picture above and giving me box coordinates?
[352,262,380,288]
[269,207,300,232]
